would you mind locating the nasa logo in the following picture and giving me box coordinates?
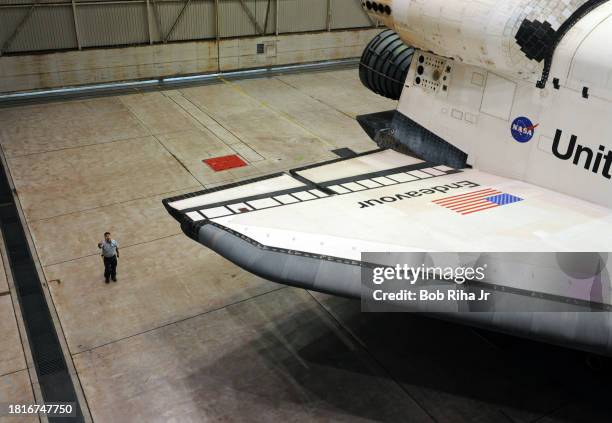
[511,117,538,143]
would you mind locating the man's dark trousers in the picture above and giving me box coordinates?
[103,255,117,280]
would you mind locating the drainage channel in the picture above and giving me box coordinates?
[0,162,84,422]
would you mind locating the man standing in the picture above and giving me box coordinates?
[98,232,119,284]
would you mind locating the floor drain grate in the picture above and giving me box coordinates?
[0,161,85,422]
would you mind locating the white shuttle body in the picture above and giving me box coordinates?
[165,0,612,355]
[360,0,612,209]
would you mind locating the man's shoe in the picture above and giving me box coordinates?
[112,276,117,282]
[105,278,110,284]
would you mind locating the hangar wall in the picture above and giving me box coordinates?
[0,28,380,93]
[0,0,377,93]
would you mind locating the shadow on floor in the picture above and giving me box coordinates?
[176,289,612,423]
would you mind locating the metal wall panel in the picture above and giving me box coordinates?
[78,2,148,47]
[157,0,216,42]
[331,0,371,29]
[0,0,372,54]
[255,0,275,35]
[219,0,257,38]
[0,0,72,5]
[7,5,77,52]
[277,0,327,33]
[0,7,28,49]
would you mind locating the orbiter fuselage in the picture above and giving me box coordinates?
[360,0,612,209]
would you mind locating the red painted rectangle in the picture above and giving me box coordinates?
[203,154,248,172]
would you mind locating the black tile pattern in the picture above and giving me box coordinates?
[331,148,358,159]
[515,19,556,63]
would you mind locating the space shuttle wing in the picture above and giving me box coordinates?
[163,149,612,298]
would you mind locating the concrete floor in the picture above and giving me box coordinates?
[0,67,611,422]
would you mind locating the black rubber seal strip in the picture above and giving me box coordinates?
[178,185,324,215]
[290,148,386,174]
[163,148,386,216]
[536,0,609,88]
[319,161,437,188]
[169,153,441,216]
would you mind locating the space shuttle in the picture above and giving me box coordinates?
[164,0,612,355]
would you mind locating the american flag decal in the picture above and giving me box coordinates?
[433,189,523,215]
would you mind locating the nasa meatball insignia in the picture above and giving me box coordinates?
[511,116,539,143]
